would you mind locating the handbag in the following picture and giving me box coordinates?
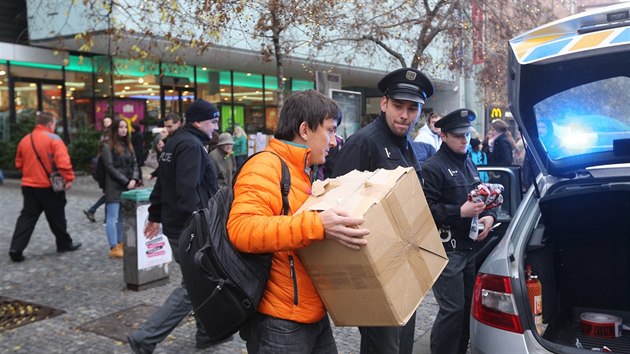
[30,134,66,192]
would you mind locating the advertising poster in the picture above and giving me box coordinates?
[136,204,172,269]
[330,89,362,140]
[95,99,146,131]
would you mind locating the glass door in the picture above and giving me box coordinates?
[11,78,67,139]
[161,85,195,119]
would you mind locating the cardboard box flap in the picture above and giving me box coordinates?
[297,167,413,216]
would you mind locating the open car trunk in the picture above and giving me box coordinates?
[523,183,630,352]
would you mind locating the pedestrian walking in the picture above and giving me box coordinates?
[332,67,433,354]
[128,98,222,353]
[8,111,81,263]
[101,118,141,258]
[84,116,112,223]
[209,132,236,190]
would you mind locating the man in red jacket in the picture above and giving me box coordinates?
[9,111,81,263]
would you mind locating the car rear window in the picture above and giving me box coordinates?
[533,76,630,160]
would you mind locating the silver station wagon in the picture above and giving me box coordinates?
[470,3,630,353]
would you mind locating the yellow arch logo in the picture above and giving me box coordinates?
[490,107,503,119]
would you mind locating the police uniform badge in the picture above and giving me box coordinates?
[405,70,417,81]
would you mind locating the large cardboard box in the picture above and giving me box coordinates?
[297,167,448,326]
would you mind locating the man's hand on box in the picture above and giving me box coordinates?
[460,200,486,218]
[320,208,369,250]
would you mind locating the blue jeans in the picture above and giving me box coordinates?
[240,313,337,354]
[105,202,123,248]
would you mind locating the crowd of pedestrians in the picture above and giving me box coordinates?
[6,64,537,354]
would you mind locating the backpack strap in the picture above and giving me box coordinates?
[234,151,291,216]
[30,133,51,176]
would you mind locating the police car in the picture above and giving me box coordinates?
[470,3,630,353]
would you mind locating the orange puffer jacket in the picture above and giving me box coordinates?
[15,125,75,188]
[227,139,326,324]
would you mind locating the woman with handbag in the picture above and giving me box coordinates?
[101,118,141,258]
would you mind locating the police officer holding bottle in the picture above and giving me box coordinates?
[421,109,496,354]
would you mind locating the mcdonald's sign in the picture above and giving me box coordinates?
[488,106,504,119]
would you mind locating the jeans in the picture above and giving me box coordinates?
[430,250,475,354]
[10,186,73,252]
[240,313,337,354]
[105,202,123,248]
[88,194,106,214]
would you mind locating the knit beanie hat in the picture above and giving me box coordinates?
[185,99,220,123]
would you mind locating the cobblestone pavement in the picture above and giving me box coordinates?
[0,173,439,354]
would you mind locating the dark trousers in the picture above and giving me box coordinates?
[430,250,475,354]
[359,311,416,354]
[88,194,106,214]
[129,237,207,352]
[10,186,73,252]
[240,312,337,354]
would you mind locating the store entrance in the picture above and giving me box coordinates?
[160,85,196,118]
[9,77,68,140]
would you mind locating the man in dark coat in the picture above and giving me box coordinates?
[128,99,224,353]
[421,109,497,354]
[332,67,433,354]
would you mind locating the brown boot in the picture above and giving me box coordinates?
[109,243,123,258]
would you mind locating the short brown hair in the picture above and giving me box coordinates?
[35,111,56,126]
[274,90,340,141]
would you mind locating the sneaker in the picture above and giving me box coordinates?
[83,209,96,223]
[9,250,25,263]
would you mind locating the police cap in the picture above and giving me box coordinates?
[377,68,433,104]
[435,109,476,134]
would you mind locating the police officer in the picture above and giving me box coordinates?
[421,109,496,354]
[332,67,433,354]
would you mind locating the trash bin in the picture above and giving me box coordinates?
[121,188,171,291]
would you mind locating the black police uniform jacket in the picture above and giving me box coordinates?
[148,124,219,240]
[331,115,421,179]
[421,142,496,251]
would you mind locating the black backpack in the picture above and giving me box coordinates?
[178,151,290,341]
[90,155,106,190]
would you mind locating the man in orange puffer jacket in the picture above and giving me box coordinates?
[228,90,370,353]
[9,111,80,262]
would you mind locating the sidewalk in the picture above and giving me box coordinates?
[0,174,438,354]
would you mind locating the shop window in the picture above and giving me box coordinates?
[196,67,221,105]
[0,63,8,141]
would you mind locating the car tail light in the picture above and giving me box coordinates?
[472,273,524,334]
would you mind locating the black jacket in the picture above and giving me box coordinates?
[331,115,421,179]
[148,124,218,239]
[421,143,496,251]
[101,142,140,203]
[489,133,513,166]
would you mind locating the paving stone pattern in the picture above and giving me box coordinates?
[0,173,439,354]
